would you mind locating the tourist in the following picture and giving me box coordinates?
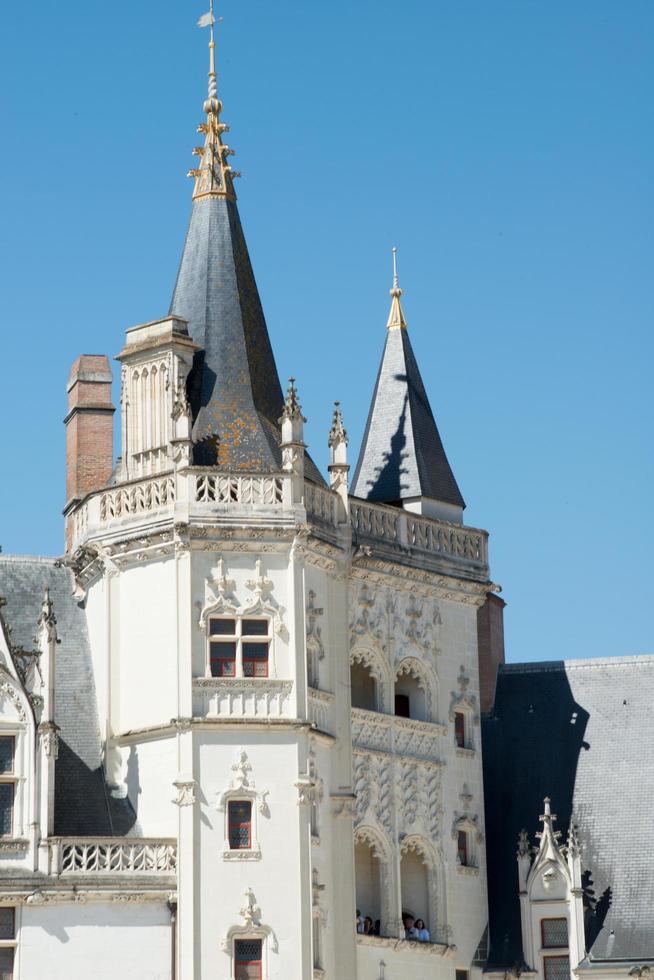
[404,915,419,940]
[415,918,430,942]
[363,916,375,935]
[356,909,364,933]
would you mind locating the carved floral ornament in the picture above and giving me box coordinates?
[198,558,287,639]
[448,665,479,724]
[217,747,270,818]
[221,888,278,957]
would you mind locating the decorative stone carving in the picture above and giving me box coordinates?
[172,777,196,807]
[38,722,60,759]
[198,558,238,629]
[448,664,480,726]
[221,889,278,954]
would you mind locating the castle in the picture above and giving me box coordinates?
[0,14,651,980]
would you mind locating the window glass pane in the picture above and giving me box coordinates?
[0,740,14,776]
[457,830,468,865]
[542,918,568,948]
[544,957,570,980]
[0,786,13,837]
[210,619,236,636]
[235,938,262,977]
[242,643,268,659]
[454,713,465,748]
[210,642,236,677]
[228,800,252,849]
[0,909,14,940]
[0,946,14,978]
[242,620,268,636]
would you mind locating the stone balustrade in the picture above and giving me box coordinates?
[308,688,335,732]
[192,678,293,719]
[68,470,488,582]
[48,838,177,876]
[351,708,445,763]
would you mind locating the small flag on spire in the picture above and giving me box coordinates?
[197,11,214,28]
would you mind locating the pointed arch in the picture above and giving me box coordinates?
[399,834,447,944]
[394,656,439,722]
[350,641,391,712]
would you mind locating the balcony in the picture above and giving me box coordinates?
[47,838,177,878]
[351,708,445,763]
[68,472,489,582]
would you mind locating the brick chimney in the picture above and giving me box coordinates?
[64,355,115,535]
[477,593,506,714]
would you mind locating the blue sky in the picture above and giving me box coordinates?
[1,1,652,664]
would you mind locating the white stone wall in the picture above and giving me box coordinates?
[18,902,171,979]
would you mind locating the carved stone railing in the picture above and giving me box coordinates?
[305,482,338,527]
[49,838,177,876]
[100,475,175,521]
[350,499,488,578]
[194,472,284,507]
[351,708,444,762]
[308,688,335,732]
[193,678,293,719]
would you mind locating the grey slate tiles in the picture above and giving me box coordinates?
[351,325,465,509]
[482,657,654,967]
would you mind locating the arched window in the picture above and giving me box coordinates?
[351,662,378,711]
[394,658,437,722]
[400,847,429,936]
[354,836,382,927]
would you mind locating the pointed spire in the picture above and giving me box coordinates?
[351,254,465,519]
[328,401,348,451]
[280,377,306,424]
[188,1,240,201]
[386,247,407,330]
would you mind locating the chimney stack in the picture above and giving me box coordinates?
[477,593,506,714]
[64,355,115,534]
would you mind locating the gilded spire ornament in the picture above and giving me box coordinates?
[188,0,240,200]
[386,246,407,330]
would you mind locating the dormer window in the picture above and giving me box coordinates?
[541,918,568,948]
[209,618,271,679]
[0,737,16,838]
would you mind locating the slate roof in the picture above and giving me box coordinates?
[482,656,654,968]
[351,319,465,509]
[0,556,134,836]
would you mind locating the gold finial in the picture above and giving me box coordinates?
[189,1,241,201]
[386,246,407,330]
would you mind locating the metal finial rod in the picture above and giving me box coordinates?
[392,247,399,289]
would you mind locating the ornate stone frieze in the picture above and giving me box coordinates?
[172,777,196,807]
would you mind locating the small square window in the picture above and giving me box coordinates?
[210,642,237,677]
[228,801,252,850]
[235,938,262,980]
[242,620,268,636]
[0,909,15,941]
[456,971,469,980]
[0,740,14,777]
[454,712,466,748]
[0,947,14,979]
[457,830,468,866]
[544,956,570,980]
[0,786,14,838]
[542,918,568,948]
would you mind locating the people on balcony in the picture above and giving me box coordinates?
[415,918,430,942]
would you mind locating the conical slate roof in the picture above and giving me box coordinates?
[169,27,285,469]
[351,277,465,510]
[170,195,285,469]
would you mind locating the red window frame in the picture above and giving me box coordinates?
[234,938,262,980]
[454,711,466,748]
[228,800,252,850]
[541,917,568,948]
[543,955,570,980]
[457,830,468,866]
